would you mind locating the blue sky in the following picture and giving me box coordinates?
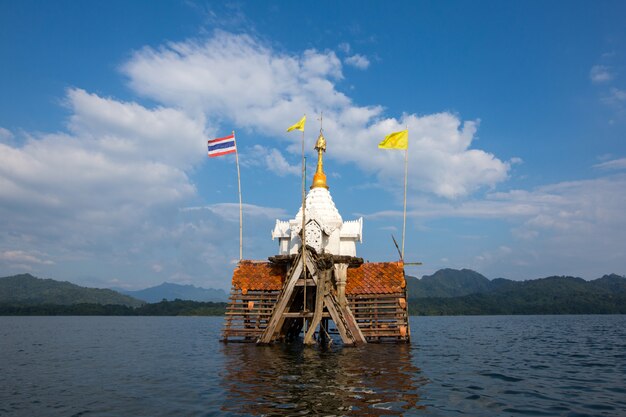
[1,1,625,290]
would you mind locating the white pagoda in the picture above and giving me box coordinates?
[222,128,410,345]
[271,130,363,257]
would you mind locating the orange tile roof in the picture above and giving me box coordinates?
[232,261,284,292]
[346,262,405,295]
[231,260,405,295]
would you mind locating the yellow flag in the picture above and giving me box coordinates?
[286,115,306,132]
[378,129,408,150]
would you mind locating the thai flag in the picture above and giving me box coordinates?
[208,133,237,157]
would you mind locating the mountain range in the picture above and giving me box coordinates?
[2,270,625,315]
[406,269,626,315]
[0,273,229,306]
[0,274,144,307]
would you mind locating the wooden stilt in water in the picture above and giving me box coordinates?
[258,247,366,346]
[258,252,305,344]
[303,268,328,345]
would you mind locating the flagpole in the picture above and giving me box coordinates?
[301,126,307,315]
[233,130,243,261]
[401,145,408,260]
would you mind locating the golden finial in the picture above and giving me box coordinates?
[311,113,328,189]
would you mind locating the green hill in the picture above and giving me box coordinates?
[590,274,626,293]
[407,271,626,315]
[0,273,144,307]
[406,268,492,298]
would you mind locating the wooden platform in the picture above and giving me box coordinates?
[221,288,280,342]
[221,251,410,344]
[348,293,410,343]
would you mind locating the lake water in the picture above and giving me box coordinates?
[1,315,624,416]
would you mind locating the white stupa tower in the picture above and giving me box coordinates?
[271,129,363,256]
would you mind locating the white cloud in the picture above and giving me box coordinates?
[590,65,613,84]
[122,31,511,199]
[379,225,397,231]
[0,88,213,281]
[609,88,626,102]
[511,227,539,240]
[601,88,626,111]
[182,203,287,222]
[0,90,201,222]
[302,49,343,79]
[243,145,300,176]
[416,174,626,235]
[593,157,626,171]
[366,174,626,278]
[345,54,370,70]
[338,42,351,54]
[0,250,54,265]
[0,127,14,142]
[66,88,207,168]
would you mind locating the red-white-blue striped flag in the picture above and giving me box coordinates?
[208,133,237,158]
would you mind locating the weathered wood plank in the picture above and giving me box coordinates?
[282,312,314,318]
[257,254,303,344]
[324,293,355,346]
[303,269,327,345]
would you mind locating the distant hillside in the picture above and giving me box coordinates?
[406,268,492,298]
[0,274,144,307]
[407,270,626,315]
[117,282,228,303]
[591,274,626,293]
[0,299,227,316]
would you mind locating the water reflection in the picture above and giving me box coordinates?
[220,341,427,416]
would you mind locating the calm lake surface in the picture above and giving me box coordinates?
[1,315,625,416]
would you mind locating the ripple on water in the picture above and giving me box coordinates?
[480,372,524,382]
[219,342,426,416]
[1,315,625,416]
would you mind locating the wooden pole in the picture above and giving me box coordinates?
[234,131,243,261]
[301,127,308,319]
[401,146,408,260]
[303,268,326,345]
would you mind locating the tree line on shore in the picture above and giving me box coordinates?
[0,299,228,316]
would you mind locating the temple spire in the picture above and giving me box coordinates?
[311,113,328,189]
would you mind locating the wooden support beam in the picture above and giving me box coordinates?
[324,293,354,345]
[268,253,364,268]
[257,254,303,344]
[303,269,328,345]
[339,303,367,344]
